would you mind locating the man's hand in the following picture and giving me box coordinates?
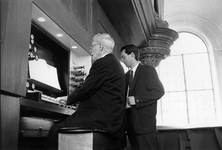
[55,96,68,104]
[126,102,131,109]
[127,96,136,106]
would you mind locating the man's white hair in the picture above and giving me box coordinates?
[93,33,115,50]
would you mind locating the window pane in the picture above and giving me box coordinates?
[160,92,188,124]
[187,90,216,124]
[157,32,216,127]
[159,55,185,91]
[184,53,212,90]
[171,32,208,55]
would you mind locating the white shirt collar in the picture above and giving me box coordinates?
[130,62,139,76]
[101,52,111,58]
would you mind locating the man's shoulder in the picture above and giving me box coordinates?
[98,53,114,61]
[102,53,118,64]
[139,63,154,69]
[104,53,114,59]
[94,53,118,69]
[139,64,156,73]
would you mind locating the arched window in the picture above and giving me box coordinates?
[157,32,219,127]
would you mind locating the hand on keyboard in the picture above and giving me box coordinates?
[55,96,68,104]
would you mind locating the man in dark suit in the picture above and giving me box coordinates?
[120,44,165,150]
[47,33,126,150]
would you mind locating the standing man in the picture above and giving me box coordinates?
[120,44,164,150]
[47,33,126,150]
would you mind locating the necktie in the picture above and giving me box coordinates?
[128,70,133,95]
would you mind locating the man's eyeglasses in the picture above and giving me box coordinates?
[90,43,100,49]
[121,54,129,61]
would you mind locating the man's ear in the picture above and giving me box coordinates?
[99,43,104,51]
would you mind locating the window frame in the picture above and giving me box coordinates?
[156,32,222,129]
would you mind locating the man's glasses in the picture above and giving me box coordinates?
[90,43,100,50]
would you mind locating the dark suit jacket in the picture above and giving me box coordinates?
[62,53,126,139]
[126,63,164,134]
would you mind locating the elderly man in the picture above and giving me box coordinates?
[47,33,126,150]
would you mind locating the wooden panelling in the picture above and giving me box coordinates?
[97,0,154,47]
[60,0,89,31]
[89,0,99,37]
[33,0,91,53]
[157,127,222,150]
[215,128,222,149]
[188,129,221,150]
[1,0,32,96]
[0,95,20,150]
[97,3,124,60]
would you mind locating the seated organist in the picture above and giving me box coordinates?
[46,33,126,150]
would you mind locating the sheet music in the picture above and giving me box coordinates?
[28,59,61,90]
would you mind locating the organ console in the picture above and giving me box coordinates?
[73,65,85,70]
[18,6,90,149]
[28,34,38,61]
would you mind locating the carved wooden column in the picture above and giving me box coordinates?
[139,12,179,67]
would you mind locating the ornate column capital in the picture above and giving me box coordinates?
[138,11,179,67]
[139,47,170,67]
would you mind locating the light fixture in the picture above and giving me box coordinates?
[72,46,78,49]
[37,17,46,22]
[56,33,63,37]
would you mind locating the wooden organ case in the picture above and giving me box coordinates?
[18,4,91,150]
